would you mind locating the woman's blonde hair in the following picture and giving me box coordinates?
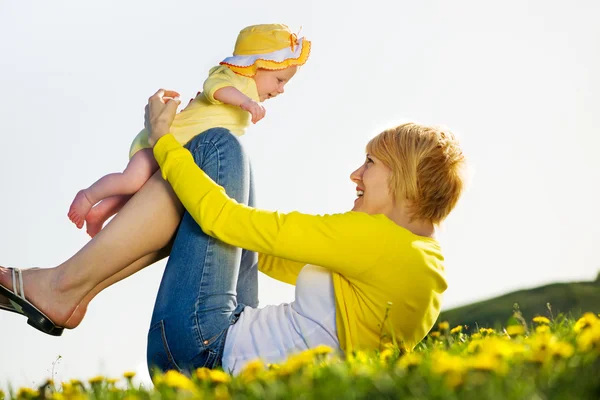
[366,122,466,225]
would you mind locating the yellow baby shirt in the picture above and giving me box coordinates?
[128,66,259,159]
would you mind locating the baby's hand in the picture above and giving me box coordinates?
[240,100,266,124]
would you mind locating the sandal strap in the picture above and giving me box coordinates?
[11,268,25,300]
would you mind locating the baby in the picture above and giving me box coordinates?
[68,24,311,237]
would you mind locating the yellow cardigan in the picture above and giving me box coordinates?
[154,134,448,353]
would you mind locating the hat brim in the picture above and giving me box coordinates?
[220,38,311,77]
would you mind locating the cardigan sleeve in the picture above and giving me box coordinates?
[154,134,390,279]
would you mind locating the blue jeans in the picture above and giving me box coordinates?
[146,128,258,376]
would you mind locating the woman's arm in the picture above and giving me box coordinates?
[258,254,305,285]
[145,89,384,279]
[153,134,386,279]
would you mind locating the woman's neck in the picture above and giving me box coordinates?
[387,206,435,239]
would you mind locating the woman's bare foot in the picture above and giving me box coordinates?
[0,266,88,329]
[68,190,94,229]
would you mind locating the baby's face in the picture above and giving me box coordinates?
[253,66,298,102]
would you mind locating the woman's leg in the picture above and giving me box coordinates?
[64,245,172,326]
[0,163,184,328]
[147,128,257,374]
[85,194,132,238]
[236,163,258,308]
[68,149,158,228]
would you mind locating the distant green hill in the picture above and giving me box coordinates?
[438,272,600,330]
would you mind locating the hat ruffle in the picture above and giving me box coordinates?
[220,38,311,77]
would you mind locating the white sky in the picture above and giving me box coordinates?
[1,0,599,390]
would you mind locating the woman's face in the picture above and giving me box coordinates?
[253,66,298,102]
[350,154,395,215]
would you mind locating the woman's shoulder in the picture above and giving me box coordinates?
[341,212,439,240]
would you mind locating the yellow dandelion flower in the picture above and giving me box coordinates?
[241,359,265,374]
[532,316,550,324]
[551,342,575,359]
[379,348,395,363]
[69,379,84,389]
[16,388,39,399]
[123,371,136,379]
[310,345,334,356]
[396,352,422,369]
[536,325,550,334]
[431,354,467,389]
[106,378,119,385]
[471,333,482,340]
[88,375,105,385]
[161,370,196,391]
[576,323,600,352]
[438,321,450,331]
[468,352,506,374]
[50,393,65,400]
[450,325,463,334]
[524,332,571,364]
[467,339,483,354]
[214,384,231,400]
[431,351,467,375]
[209,370,231,384]
[479,328,495,336]
[239,359,265,382]
[278,352,313,375]
[60,383,73,394]
[195,367,211,381]
[506,325,526,336]
[348,351,370,364]
[429,331,441,338]
[574,313,599,333]
[468,336,521,360]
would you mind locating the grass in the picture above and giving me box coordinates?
[438,273,600,330]
[3,311,600,400]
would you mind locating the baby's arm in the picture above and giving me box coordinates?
[214,87,265,124]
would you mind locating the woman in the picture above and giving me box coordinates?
[0,89,466,375]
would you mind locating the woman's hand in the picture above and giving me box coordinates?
[145,89,182,147]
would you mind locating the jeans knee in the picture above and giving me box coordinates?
[186,128,243,160]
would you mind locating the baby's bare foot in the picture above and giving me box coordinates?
[85,208,105,238]
[68,190,93,229]
[0,266,86,329]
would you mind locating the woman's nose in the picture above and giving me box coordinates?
[350,165,363,183]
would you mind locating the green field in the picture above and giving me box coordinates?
[3,312,600,400]
[439,273,600,330]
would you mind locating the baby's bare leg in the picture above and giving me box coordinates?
[0,169,184,329]
[85,195,132,238]
[68,149,158,229]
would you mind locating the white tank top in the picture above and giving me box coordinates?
[221,264,341,374]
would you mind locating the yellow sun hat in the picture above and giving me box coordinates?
[220,24,311,77]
